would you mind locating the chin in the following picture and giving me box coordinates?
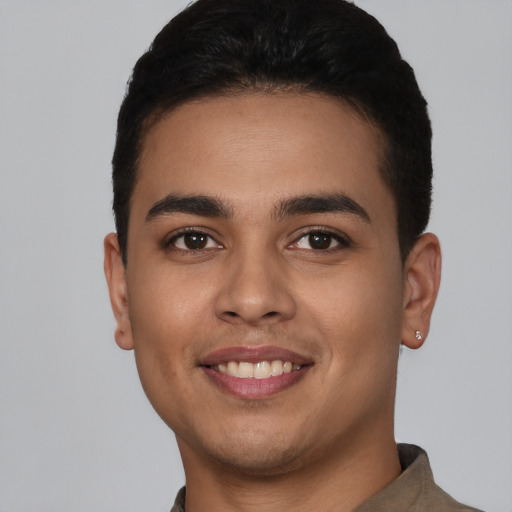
[211,444,306,476]
[187,425,312,476]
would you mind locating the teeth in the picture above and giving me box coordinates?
[270,360,284,376]
[254,361,271,379]
[214,360,303,378]
[227,361,238,376]
[238,362,254,378]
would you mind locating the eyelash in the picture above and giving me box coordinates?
[164,227,351,253]
[290,228,351,252]
[165,227,223,253]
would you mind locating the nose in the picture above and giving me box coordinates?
[214,248,296,327]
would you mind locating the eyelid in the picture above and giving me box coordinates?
[164,226,223,250]
[162,225,351,253]
[289,226,352,250]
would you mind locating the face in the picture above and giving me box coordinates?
[106,93,434,476]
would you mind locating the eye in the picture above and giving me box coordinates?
[169,231,222,251]
[292,230,350,251]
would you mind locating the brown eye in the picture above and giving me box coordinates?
[292,230,349,251]
[183,233,208,249]
[170,231,221,251]
[308,233,332,250]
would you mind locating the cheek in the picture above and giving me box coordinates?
[303,262,404,361]
[128,262,214,337]
[126,270,211,392]
[126,278,209,431]
[302,265,404,425]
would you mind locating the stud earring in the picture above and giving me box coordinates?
[415,330,423,341]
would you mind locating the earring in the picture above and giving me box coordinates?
[415,330,423,341]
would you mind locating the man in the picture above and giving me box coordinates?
[104,0,481,510]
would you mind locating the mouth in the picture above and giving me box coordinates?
[199,346,313,399]
[213,359,303,378]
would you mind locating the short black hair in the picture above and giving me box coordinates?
[112,0,432,264]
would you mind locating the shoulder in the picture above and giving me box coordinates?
[399,444,484,512]
[170,486,186,512]
[425,482,484,512]
[355,444,484,512]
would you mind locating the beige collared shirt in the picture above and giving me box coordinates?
[170,444,483,511]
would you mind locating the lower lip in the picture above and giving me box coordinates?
[201,366,311,399]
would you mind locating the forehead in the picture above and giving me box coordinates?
[133,92,393,223]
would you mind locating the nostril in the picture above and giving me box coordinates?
[263,311,279,318]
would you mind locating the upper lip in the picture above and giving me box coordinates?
[199,346,313,366]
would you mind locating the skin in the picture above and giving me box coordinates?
[104,92,441,512]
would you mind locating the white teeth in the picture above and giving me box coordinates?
[214,360,303,378]
[227,361,238,377]
[254,361,271,379]
[238,362,254,378]
[270,360,284,376]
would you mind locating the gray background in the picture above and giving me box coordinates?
[1,1,510,511]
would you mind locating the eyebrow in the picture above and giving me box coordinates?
[145,192,370,224]
[275,193,371,223]
[145,194,232,222]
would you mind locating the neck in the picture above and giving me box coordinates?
[177,429,401,512]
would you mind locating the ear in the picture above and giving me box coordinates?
[104,233,134,350]
[401,233,442,349]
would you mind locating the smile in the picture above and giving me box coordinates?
[200,346,313,398]
[213,360,303,379]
